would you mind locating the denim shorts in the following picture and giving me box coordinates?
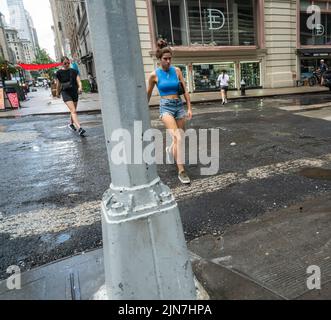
[160,99,186,120]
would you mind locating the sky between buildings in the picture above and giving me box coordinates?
[0,0,56,60]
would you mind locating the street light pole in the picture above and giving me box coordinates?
[86,0,196,300]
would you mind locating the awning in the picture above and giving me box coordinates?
[297,48,331,57]
[18,63,62,71]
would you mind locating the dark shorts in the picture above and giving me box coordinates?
[62,90,78,103]
[221,86,229,92]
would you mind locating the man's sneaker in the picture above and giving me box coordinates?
[178,171,191,184]
[68,123,77,132]
[166,146,174,164]
[78,128,86,136]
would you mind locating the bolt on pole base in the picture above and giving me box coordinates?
[95,177,196,300]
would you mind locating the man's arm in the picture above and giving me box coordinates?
[56,79,61,97]
[76,75,83,94]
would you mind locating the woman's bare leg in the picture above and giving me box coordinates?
[162,114,185,173]
[221,89,225,103]
[65,101,81,129]
[70,101,78,125]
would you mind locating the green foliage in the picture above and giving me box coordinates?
[81,79,91,93]
[33,47,54,64]
[32,47,58,79]
[0,57,19,80]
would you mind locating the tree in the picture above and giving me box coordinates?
[0,57,19,86]
[33,47,54,64]
[32,47,57,79]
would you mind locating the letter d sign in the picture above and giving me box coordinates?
[7,265,21,290]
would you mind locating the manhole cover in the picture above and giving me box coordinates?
[299,167,331,181]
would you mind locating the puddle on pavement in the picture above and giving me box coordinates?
[299,167,331,181]
[80,121,101,128]
[40,233,71,247]
[271,131,292,137]
[56,233,71,244]
[0,131,39,144]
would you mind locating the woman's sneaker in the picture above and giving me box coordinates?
[78,128,86,136]
[178,171,191,184]
[68,123,77,132]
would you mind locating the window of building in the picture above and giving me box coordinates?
[240,61,261,88]
[192,62,236,91]
[300,0,331,45]
[152,0,256,46]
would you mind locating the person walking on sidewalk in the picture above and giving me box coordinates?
[147,39,193,184]
[319,59,328,85]
[56,56,86,136]
[217,70,230,105]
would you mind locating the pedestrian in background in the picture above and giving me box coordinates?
[147,39,193,184]
[56,56,86,136]
[217,70,230,105]
[319,59,328,85]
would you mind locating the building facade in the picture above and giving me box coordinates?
[26,10,39,52]
[137,0,331,92]
[5,27,25,63]
[7,0,36,62]
[49,0,96,80]
[49,0,329,92]
[136,0,300,92]
[74,1,95,79]
[0,12,11,61]
[49,0,66,61]
[298,0,331,77]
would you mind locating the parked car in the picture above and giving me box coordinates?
[322,70,331,90]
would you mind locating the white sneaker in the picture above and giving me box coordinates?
[178,171,191,184]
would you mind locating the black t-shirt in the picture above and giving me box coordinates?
[56,68,78,90]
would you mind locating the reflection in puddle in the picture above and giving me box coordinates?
[299,167,331,181]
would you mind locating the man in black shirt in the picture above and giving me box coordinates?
[56,56,86,136]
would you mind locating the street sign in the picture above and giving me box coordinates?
[7,93,19,109]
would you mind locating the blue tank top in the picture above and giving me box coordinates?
[156,66,179,96]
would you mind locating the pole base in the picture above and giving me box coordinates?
[99,177,196,300]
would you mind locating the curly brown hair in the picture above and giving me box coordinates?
[156,39,172,60]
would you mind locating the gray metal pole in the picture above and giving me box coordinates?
[86,0,196,300]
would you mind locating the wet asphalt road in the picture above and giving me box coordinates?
[1,93,331,279]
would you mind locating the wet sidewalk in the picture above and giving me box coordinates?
[1,193,330,300]
[0,85,329,118]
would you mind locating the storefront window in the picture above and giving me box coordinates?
[192,63,235,92]
[240,62,261,88]
[174,64,189,88]
[300,0,331,45]
[152,0,256,46]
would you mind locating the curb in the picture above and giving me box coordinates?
[0,88,329,119]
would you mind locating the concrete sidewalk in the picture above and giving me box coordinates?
[0,85,329,118]
[1,193,330,300]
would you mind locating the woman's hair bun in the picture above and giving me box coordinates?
[157,39,168,50]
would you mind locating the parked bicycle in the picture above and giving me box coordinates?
[308,70,322,86]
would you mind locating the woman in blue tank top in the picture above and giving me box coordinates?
[147,39,192,184]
